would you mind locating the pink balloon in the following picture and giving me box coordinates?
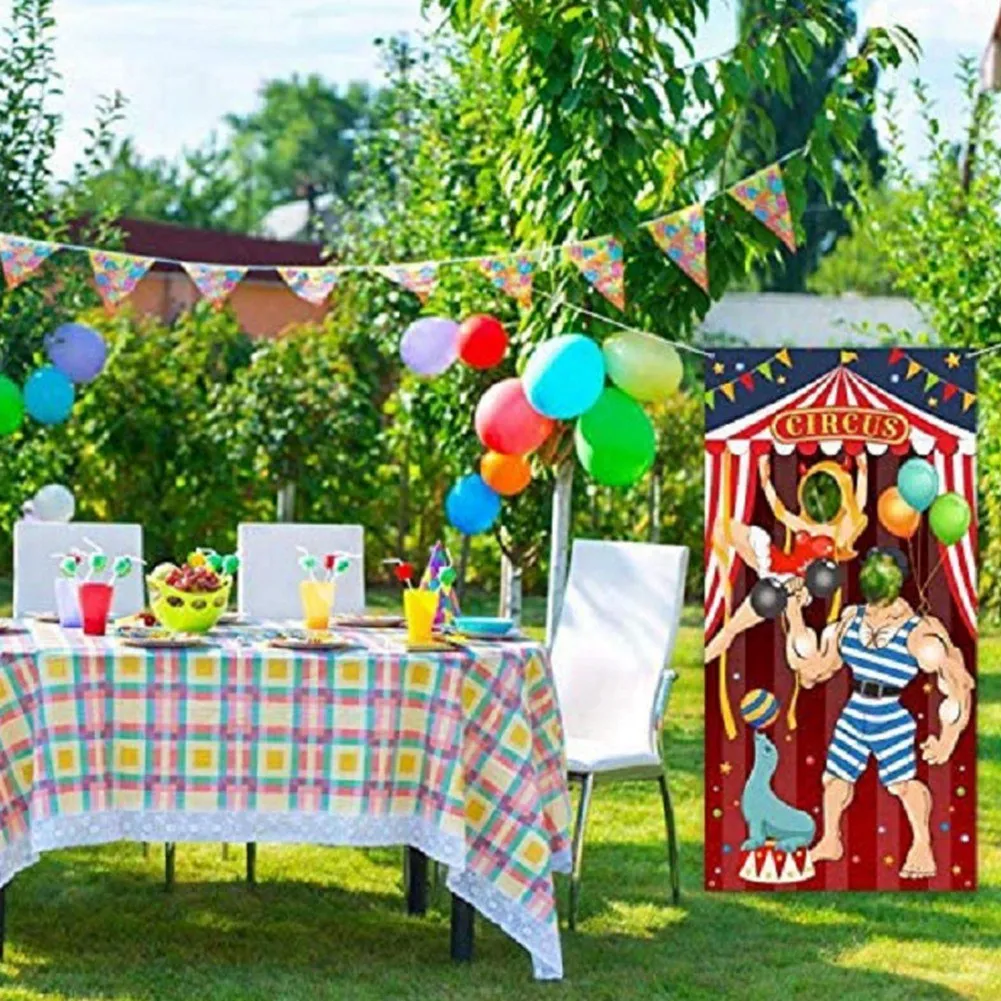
[475,378,555,455]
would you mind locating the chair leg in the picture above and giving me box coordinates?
[164,843,176,891]
[222,843,230,861]
[141,842,150,860]
[658,773,680,905]
[246,843,257,885]
[568,773,595,931]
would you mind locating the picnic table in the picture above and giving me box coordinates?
[0,622,571,979]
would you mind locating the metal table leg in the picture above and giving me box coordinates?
[450,894,474,962]
[405,847,428,916]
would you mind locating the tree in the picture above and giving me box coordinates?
[227,74,377,235]
[736,0,888,291]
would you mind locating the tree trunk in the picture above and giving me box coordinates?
[456,534,473,603]
[277,482,296,523]
[545,459,574,645]
[499,553,523,626]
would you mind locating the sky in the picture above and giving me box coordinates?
[30,0,1001,179]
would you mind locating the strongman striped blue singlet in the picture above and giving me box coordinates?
[825,607,921,787]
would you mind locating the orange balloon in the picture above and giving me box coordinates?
[877,486,920,539]
[480,452,532,497]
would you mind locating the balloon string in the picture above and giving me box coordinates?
[918,550,945,615]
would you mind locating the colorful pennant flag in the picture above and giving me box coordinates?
[925,371,940,391]
[278,266,340,306]
[377,263,438,304]
[564,236,625,311]
[705,390,716,410]
[478,255,534,308]
[963,392,976,412]
[728,164,797,252]
[840,350,859,364]
[906,360,922,380]
[888,348,906,366]
[943,383,959,403]
[757,361,774,381]
[89,251,155,309]
[720,382,736,403]
[775,348,793,368]
[645,204,708,292]
[0,234,59,289]
[182,263,247,307]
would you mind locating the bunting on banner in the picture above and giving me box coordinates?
[377,262,438,304]
[728,164,796,252]
[0,234,60,289]
[564,236,625,310]
[887,348,976,413]
[89,251,155,309]
[478,255,534,308]
[645,204,708,292]
[182,263,247,307]
[278,266,340,306]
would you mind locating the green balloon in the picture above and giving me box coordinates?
[928,492,971,546]
[575,387,656,487]
[0,375,24,436]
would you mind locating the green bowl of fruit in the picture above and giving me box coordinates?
[146,551,238,634]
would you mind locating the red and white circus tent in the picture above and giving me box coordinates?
[705,365,977,637]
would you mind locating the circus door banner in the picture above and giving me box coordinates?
[704,348,977,892]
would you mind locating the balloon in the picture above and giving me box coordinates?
[445,474,501,535]
[33,484,75,522]
[23,366,75,424]
[750,579,788,620]
[739,688,780,730]
[45,323,107,383]
[574,387,656,486]
[400,317,460,376]
[457,314,508,369]
[475,378,555,455]
[896,457,939,513]
[480,451,532,496]
[877,486,920,540]
[602,329,683,403]
[0,375,24,436]
[805,558,840,599]
[523,334,605,419]
[928,492,971,546]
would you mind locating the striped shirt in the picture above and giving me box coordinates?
[839,607,921,690]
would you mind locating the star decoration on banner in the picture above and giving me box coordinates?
[713,362,725,375]
[946,352,961,369]
[719,762,732,775]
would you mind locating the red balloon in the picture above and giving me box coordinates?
[475,379,555,455]
[457,314,508,369]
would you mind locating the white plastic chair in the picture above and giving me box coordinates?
[13,521,144,618]
[551,539,689,927]
[237,523,365,620]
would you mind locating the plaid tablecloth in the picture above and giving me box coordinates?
[0,624,571,978]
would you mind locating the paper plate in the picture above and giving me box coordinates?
[405,638,462,653]
[0,620,29,636]
[334,614,405,629]
[269,636,361,652]
[121,633,209,649]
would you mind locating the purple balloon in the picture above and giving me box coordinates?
[400,317,459,376]
[45,323,107,384]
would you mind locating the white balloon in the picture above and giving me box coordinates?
[33,484,75,522]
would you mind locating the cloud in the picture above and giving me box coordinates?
[863,0,996,48]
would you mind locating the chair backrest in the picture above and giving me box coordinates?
[551,539,688,753]
[13,521,145,617]
[237,523,365,619]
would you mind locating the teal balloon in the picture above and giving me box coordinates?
[928,492,971,547]
[446,474,501,535]
[897,458,939,513]
[574,387,656,487]
[23,365,74,425]
[523,334,605,419]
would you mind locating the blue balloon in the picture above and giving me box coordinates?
[445,474,501,535]
[522,334,605,419]
[24,366,75,425]
[897,457,939,513]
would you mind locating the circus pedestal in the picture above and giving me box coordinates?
[739,844,815,885]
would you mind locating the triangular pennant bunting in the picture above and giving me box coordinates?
[963,392,976,412]
[925,371,940,391]
[840,350,859,364]
[888,348,906,366]
[377,263,438,304]
[478,255,534,308]
[645,204,708,292]
[720,382,736,403]
[739,372,755,392]
[705,390,715,410]
[278,266,340,306]
[564,236,625,310]
[757,361,773,381]
[0,234,59,289]
[775,348,793,368]
[89,251,155,308]
[729,164,796,252]
[905,360,922,380]
[943,383,958,402]
[182,263,247,307]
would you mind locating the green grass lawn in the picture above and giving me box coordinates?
[0,589,997,999]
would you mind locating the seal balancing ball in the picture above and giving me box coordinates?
[740,689,780,730]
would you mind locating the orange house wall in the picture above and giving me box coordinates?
[124,272,328,338]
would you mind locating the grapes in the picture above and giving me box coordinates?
[165,562,223,593]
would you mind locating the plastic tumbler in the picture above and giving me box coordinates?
[404,589,439,645]
[54,577,82,628]
[300,580,336,630]
[79,582,114,637]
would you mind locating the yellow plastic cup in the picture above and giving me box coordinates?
[404,589,439,645]
[300,580,336,630]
